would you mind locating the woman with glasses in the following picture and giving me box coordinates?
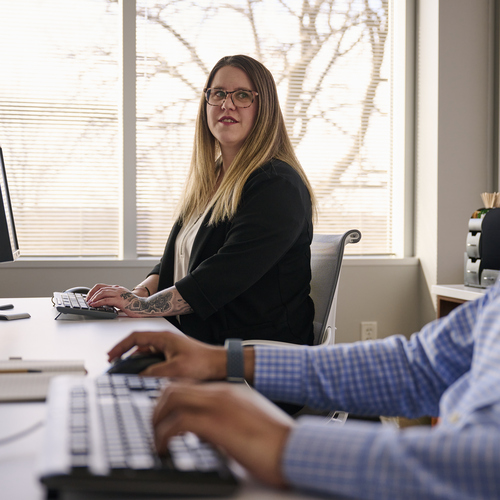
[88,55,316,347]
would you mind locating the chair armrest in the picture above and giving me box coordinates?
[241,339,299,348]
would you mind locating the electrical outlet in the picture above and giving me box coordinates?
[361,321,377,341]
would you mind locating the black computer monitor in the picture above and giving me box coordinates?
[0,147,20,262]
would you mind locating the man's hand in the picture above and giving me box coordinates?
[153,382,294,488]
[107,330,228,380]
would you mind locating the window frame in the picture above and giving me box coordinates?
[6,0,415,265]
[392,0,415,258]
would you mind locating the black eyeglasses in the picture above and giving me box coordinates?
[204,88,259,108]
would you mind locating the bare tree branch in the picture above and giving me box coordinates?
[133,0,389,196]
[323,0,389,191]
[136,3,210,76]
[284,0,364,147]
[247,0,263,61]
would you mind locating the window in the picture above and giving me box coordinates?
[0,0,120,257]
[0,0,399,258]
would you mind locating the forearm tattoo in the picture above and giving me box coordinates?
[121,291,193,316]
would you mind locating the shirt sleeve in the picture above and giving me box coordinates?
[254,291,491,418]
[255,282,500,499]
[283,416,500,500]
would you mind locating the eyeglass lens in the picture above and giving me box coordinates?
[206,89,255,108]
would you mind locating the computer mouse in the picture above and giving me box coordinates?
[65,286,91,294]
[107,351,166,374]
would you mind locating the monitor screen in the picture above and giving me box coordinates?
[0,147,20,262]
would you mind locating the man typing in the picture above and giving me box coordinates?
[107,279,500,500]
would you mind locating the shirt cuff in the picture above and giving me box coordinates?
[254,346,306,404]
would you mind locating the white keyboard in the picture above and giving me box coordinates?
[38,374,238,497]
[52,291,118,319]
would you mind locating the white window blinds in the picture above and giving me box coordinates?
[0,0,394,258]
[0,0,120,257]
[136,0,392,256]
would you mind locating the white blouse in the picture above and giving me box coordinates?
[173,207,210,284]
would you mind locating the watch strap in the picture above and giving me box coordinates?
[224,338,244,383]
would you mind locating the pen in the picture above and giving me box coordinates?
[0,369,42,374]
[0,304,14,310]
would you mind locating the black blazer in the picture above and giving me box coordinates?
[149,159,314,346]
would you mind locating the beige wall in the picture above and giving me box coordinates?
[0,261,154,300]
[0,258,423,344]
[335,259,422,343]
[415,0,493,324]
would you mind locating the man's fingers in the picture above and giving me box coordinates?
[154,411,215,455]
[141,359,181,378]
[152,382,293,487]
[108,331,222,380]
[153,384,202,426]
[154,414,183,455]
[107,329,187,362]
[107,332,142,361]
[107,331,169,361]
[153,385,227,454]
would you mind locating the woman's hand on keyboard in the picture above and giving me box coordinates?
[87,284,193,318]
[153,381,294,488]
[107,330,242,381]
[87,283,142,315]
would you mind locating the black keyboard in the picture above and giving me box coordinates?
[52,291,118,319]
[39,375,238,497]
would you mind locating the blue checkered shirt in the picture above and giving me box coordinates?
[254,279,500,499]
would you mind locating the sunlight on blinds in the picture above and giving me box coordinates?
[0,0,394,258]
[136,0,392,256]
[0,0,120,257]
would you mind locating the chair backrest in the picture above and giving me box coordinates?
[310,230,361,345]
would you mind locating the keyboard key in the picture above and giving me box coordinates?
[126,377,144,390]
[183,432,201,449]
[70,433,89,455]
[68,294,81,308]
[71,454,89,468]
[170,453,197,471]
[70,413,87,429]
[127,453,156,470]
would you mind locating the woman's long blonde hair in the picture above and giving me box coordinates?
[178,54,316,224]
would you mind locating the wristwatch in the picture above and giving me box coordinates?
[224,338,245,383]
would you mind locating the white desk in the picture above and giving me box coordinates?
[0,298,312,500]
